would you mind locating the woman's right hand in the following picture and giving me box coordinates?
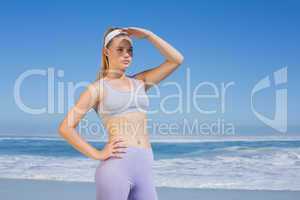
[99,137,128,161]
[122,27,152,39]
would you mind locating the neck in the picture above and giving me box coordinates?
[105,68,126,80]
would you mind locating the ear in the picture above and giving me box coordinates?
[103,47,109,57]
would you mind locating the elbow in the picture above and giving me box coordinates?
[172,54,184,66]
[58,127,65,138]
[58,123,68,138]
[176,54,184,65]
[58,123,77,139]
[58,118,77,138]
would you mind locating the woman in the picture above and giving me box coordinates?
[58,26,184,200]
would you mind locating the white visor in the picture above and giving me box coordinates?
[104,29,132,47]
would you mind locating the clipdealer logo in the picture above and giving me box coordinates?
[250,67,288,133]
[13,66,289,135]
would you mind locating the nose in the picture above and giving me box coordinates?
[124,52,130,57]
[123,50,132,58]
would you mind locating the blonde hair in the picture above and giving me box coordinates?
[96,26,129,80]
[93,26,128,113]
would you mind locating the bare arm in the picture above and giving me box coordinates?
[58,80,103,160]
[128,28,184,91]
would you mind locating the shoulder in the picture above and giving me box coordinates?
[88,79,103,89]
[86,79,105,99]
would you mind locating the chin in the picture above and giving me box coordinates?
[122,63,130,68]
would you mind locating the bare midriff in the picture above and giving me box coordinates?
[103,111,152,149]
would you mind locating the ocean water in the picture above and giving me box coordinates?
[0,136,300,191]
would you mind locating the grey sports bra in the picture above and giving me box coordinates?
[97,77,150,119]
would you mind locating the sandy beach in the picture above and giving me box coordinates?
[1,178,299,200]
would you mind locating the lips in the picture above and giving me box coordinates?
[122,60,130,64]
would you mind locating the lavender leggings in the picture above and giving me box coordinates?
[94,146,158,200]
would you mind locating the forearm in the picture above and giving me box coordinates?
[59,127,102,160]
[146,32,184,64]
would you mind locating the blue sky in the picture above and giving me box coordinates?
[0,0,299,138]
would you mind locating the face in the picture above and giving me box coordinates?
[105,35,133,73]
